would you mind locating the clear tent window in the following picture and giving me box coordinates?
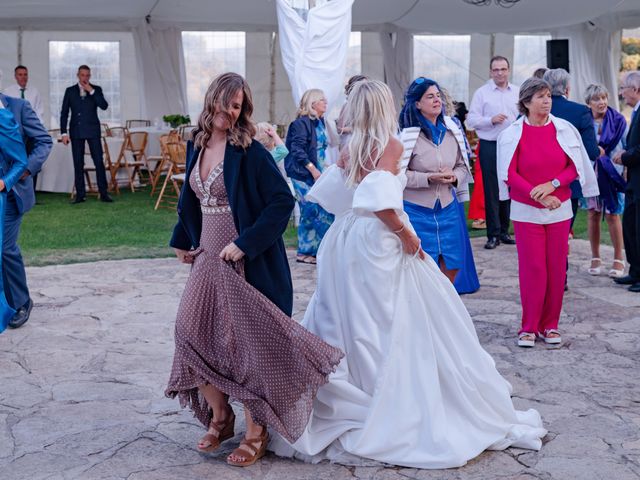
[414,35,471,106]
[49,41,121,128]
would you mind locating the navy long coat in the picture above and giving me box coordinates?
[170,139,296,316]
[550,95,599,198]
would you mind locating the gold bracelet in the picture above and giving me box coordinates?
[392,224,405,234]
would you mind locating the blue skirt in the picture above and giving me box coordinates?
[404,199,465,272]
[453,200,480,295]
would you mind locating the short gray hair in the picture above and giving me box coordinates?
[518,77,552,116]
[543,68,570,96]
[584,83,609,104]
[623,71,640,90]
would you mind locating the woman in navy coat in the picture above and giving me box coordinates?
[166,73,342,468]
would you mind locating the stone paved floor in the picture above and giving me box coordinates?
[1,239,639,480]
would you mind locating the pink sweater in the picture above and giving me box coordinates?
[507,122,578,208]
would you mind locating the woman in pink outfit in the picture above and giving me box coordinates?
[497,77,598,347]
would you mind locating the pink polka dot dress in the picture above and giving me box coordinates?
[165,155,343,443]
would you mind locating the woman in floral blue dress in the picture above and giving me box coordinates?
[284,89,334,264]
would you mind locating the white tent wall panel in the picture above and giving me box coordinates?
[246,33,273,124]
[245,32,297,126]
[0,31,18,91]
[17,31,141,129]
[361,32,384,82]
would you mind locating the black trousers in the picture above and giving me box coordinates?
[623,197,640,279]
[71,137,108,198]
[479,139,510,238]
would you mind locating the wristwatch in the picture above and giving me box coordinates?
[551,178,560,189]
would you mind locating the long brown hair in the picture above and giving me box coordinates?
[193,72,256,149]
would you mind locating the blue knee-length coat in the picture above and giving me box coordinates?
[170,139,296,316]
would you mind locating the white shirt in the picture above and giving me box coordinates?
[466,80,520,141]
[3,84,44,122]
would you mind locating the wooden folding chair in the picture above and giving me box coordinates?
[82,136,121,195]
[154,141,186,210]
[125,131,156,187]
[101,123,110,137]
[177,124,196,142]
[149,131,180,196]
[126,119,151,128]
[107,126,128,139]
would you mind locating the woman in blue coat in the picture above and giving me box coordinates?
[284,89,334,264]
[165,73,342,468]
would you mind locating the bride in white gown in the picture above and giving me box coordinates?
[271,79,546,469]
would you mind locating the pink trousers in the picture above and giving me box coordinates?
[512,219,571,335]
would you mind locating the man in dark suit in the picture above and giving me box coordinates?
[0,91,52,328]
[544,69,601,290]
[544,69,601,217]
[60,65,112,203]
[613,71,640,292]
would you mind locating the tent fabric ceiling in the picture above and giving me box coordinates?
[0,0,639,33]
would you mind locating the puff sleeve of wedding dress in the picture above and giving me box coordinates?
[270,166,547,469]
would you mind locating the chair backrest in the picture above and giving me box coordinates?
[159,132,180,156]
[101,123,110,137]
[48,128,61,139]
[126,119,151,128]
[177,124,196,142]
[166,141,187,168]
[108,126,129,138]
[127,131,148,153]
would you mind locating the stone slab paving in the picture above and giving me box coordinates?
[0,239,639,480]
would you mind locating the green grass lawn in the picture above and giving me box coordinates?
[21,186,591,266]
[22,187,299,266]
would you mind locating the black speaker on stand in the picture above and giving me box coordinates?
[546,39,570,72]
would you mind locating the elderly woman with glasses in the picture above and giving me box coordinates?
[497,77,598,347]
[399,77,472,284]
[582,84,627,278]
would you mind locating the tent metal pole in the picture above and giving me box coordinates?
[269,32,277,124]
[17,27,23,64]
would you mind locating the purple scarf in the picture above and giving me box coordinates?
[595,107,627,212]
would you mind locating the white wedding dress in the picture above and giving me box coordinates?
[270,164,547,469]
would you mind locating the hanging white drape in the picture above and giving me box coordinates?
[276,0,354,110]
[380,29,413,112]
[551,22,621,110]
[132,21,188,122]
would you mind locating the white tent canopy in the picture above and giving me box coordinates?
[1,0,639,126]
[1,0,639,33]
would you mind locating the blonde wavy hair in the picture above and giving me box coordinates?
[193,72,256,150]
[296,88,326,119]
[345,80,398,186]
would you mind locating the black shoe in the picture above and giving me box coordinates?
[484,237,500,249]
[71,197,86,204]
[629,282,640,293]
[614,275,639,285]
[8,298,33,329]
[99,194,114,203]
[499,234,516,245]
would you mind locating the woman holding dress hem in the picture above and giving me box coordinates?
[166,72,342,467]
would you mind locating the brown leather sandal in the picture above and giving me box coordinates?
[226,428,269,467]
[197,410,236,453]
